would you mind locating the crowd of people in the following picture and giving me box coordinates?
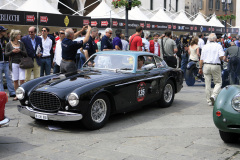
[1,24,240,104]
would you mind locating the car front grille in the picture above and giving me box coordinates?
[29,91,61,112]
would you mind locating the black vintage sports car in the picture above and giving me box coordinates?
[17,51,183,130]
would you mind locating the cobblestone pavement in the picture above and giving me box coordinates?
[1,82,240,160]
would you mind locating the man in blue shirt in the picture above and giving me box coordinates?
[112,29,122,50]
[60,25,91,73]
[101,28,113,51]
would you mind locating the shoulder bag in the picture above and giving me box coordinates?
[19,56,34,69]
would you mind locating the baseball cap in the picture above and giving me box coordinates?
[228,36,231,39]
[0,26,8,32]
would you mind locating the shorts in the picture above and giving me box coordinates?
[12,63,25,81]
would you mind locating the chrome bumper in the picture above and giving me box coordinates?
[17,105,83,121]
[0,116,10,127]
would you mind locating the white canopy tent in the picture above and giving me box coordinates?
[208,14,225,27]
[150,9,172,23]
[192,12,210,26]
[87,1,120,19]
[17,0,61,14]
[173,10,192,24]
[122,7,149,21]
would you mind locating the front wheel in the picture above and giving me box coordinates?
[185,67,196,86]
[219,130,239,143]
[81,94,111,130]
[159,80,175,108]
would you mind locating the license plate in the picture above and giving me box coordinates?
[35,113,48,120]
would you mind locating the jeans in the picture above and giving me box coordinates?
[0,62,15,95]
[53,63,60,74]
[76,53,86,69]
[181,53,188,76]
[40,58,51,77]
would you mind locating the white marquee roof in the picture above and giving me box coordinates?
[150,9,172,23]
[122,7,149,21]
[173,10,192,24]
[208,14,225,27]
[17,0,61,14]
[87,1,120,19]
[192,12,209,26]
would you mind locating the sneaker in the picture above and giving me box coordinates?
[208,102,213,106]
[210,96,215,106]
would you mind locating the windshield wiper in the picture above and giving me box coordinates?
[119,68,132,70]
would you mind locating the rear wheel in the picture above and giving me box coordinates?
[185,67,196,86]
[219,130,239,143]
[159,80,175,108]
[81,94,111,130]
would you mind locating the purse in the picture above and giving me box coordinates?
[19,57,34,69]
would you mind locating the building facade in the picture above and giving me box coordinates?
[198,0,236,26]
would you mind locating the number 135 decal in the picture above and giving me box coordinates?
[137,82,146,102]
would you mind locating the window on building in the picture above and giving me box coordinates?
[216,0,220,10]
[230,1,233,11]
[209,0,213,9]
[199,0,203,9]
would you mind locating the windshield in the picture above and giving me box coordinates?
[83,54,134,71]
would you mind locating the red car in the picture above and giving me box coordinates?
[0,92,10,127]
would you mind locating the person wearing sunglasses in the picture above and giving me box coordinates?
[53,29,65,73]
[21,26,43,82]
[101,28,113,51]
[40,27,52,77]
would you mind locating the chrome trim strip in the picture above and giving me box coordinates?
[17,105,82,121]
[115,75,163,87]
[0,117,10,127]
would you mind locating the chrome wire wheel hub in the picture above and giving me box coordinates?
[164,84,173,103]
[91,99,107,123]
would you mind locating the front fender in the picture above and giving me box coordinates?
[213,85,240,133]
[187,61,196,69]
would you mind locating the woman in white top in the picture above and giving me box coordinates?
[188,36,200,62]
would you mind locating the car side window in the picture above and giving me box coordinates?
[154,56,166,68]
[137,55,156,71]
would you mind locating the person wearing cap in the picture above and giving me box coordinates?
[233,36,240,47]
[21,26,43,82]
[0,26,16,97]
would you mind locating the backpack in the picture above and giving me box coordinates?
[224,40,231,48]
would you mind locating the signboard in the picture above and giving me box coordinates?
[111,18,145,29]
[171,23,194,32]
[145,21,171,30]
[38,12,90,27]
[0,9,24,25]
[91,18,110,28]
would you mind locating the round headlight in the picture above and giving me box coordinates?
[232,93,240,111]
[16,87,25,100]
[68,93,79,107]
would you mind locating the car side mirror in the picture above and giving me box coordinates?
[142,64,155,71]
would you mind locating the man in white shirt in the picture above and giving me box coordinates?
[53,29,65,73]
[121,34,129,51]
[199,33,224,106]
[141,32,149,52]
[40,27,52,76]
[198,34,205,54]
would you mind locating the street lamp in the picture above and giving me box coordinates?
[222,0,231,36]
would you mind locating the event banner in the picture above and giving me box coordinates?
[171,23,195,32]
[38,12,90,28]
[91,18,110,28]
[145,21,171,30]
[111,18,145,29]
[192,25,212,33]
[0,9,25,25]
[24,11,37,25]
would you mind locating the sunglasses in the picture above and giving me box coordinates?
[108,32,112,34]
[28,31,34,34]
[42,30,47,32]
[60,32,65,34]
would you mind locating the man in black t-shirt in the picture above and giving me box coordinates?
[83,27,99,60]
[60,26,91,73]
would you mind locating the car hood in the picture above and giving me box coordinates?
[35,70,126,91]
